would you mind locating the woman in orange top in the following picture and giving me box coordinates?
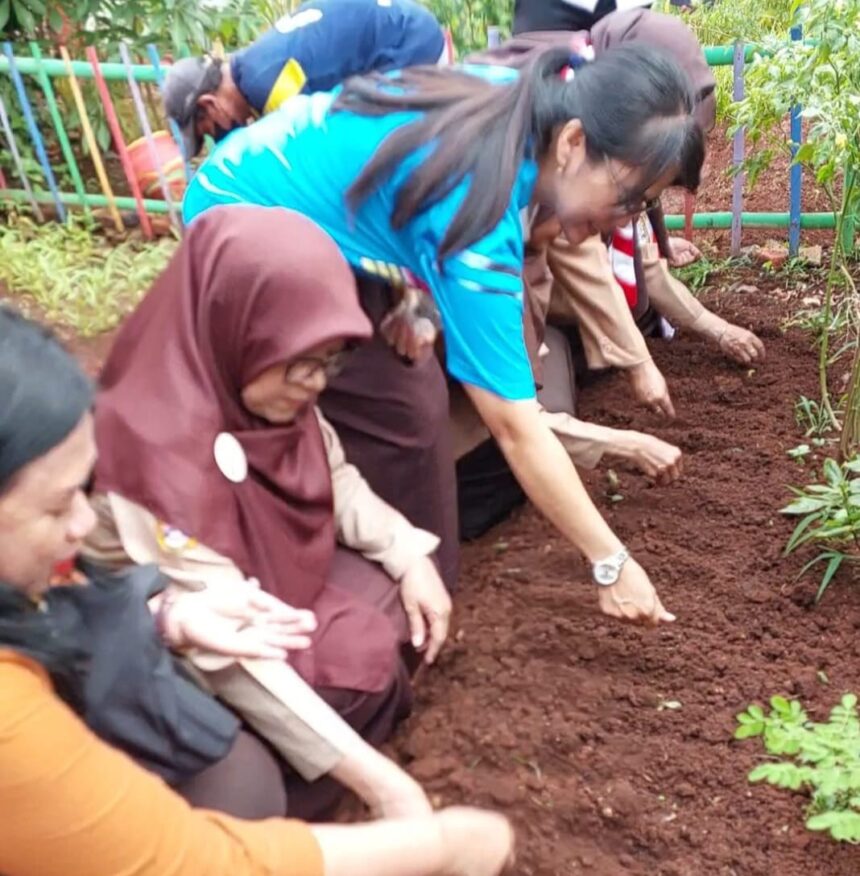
[0,307,513,876]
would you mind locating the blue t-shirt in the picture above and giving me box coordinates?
[231,0,445,113]
[183,67,537,401]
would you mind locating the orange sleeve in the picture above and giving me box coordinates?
[0,651,324,876]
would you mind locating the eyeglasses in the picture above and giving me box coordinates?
[612,195,661,218]
[604,156,661,217]
[286,348,353,382]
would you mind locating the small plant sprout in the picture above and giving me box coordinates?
[605,469,623,504]
[735,694,860,843]
[787,444,812,463]
[781,457,860,600]
[794,396,836,439]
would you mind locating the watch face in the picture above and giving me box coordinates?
[594,563,619,586]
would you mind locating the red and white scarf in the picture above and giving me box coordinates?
[609,214,656,309]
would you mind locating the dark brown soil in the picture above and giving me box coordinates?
[661,121,836,252]
[8,243,858,873]
[393,270,860,875]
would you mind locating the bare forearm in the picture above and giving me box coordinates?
[311,820,447,876]
[330,740,430,817]
[503,424,622,559]
[479,396,623,561]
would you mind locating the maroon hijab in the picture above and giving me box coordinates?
[591,9,717,133]
[94,206,372,608]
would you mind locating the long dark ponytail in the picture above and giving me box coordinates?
[335,44,704,259]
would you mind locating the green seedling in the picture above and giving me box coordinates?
[0,215,176,337]
[787,444,812,462]
[794,396,836,439]
[782,456,860,601]
[736,694,860,842]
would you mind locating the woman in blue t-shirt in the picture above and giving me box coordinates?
[183,45,703,626]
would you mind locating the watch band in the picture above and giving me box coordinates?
[591,546,630,587]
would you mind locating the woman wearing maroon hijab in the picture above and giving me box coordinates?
[85,205,451,818]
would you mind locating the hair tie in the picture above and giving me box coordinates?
[560,48,593,82]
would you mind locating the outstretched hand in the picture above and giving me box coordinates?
[667,236,702,268]
[161,582,318,660]
[399,557,452,665]
[717,323,766,365]
[597,558,675,626]
[616,432,683,485]
[628,359,676,419]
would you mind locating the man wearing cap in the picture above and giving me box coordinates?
[164,0,445,158]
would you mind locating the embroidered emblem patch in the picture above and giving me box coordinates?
[156,522,197,554]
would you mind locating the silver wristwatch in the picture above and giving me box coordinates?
[591,547,630,587]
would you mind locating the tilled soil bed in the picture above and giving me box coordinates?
[23,262,860,874]
[393,272,860,875]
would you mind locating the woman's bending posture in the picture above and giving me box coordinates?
[181,45,705,623]
[83,208,452,819]
[0,306,513,876]
[473,8,764,420]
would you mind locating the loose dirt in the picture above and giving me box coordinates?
[9,252,858,874]
[393,270,860,875]
[661,121,836,253]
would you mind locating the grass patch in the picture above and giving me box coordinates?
[0,215,176,337]
[671,255,738,293]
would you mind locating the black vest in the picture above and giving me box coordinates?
[44,563,239,786]
[513,0,649,35]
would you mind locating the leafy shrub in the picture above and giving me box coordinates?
[662,0,794,121]
[736,694,860,843]
[782,457,860,600]
[0,213,176,335]
[733,0,860,450]
[421,0,509,56]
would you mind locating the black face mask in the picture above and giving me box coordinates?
[212,119,243,142]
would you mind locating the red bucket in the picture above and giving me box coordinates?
[127,131,186,201]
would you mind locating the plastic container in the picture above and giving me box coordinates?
[127,131,186,200]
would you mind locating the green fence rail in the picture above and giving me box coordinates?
[0,55,159,81]
[0,34,850,251]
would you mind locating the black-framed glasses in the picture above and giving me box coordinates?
[613,195,661,217]
[604,155,661,217]
[286,347,354,382]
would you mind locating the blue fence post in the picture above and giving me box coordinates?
[2,44,66,221]
[788,25,803,257]
[730,40,745,257]
[145,44,193,183]
[0,91,44,220]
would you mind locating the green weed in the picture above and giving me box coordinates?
[0,215,175,337]
[736,694,860,843]
[782,457,860,601]
[671,256,732,294]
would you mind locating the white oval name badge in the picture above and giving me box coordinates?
[214,432,248,484]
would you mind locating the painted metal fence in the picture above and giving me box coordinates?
[0,36,852,253]
[0,41,181,237]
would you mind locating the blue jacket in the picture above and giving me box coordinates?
[231,0,445,113]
